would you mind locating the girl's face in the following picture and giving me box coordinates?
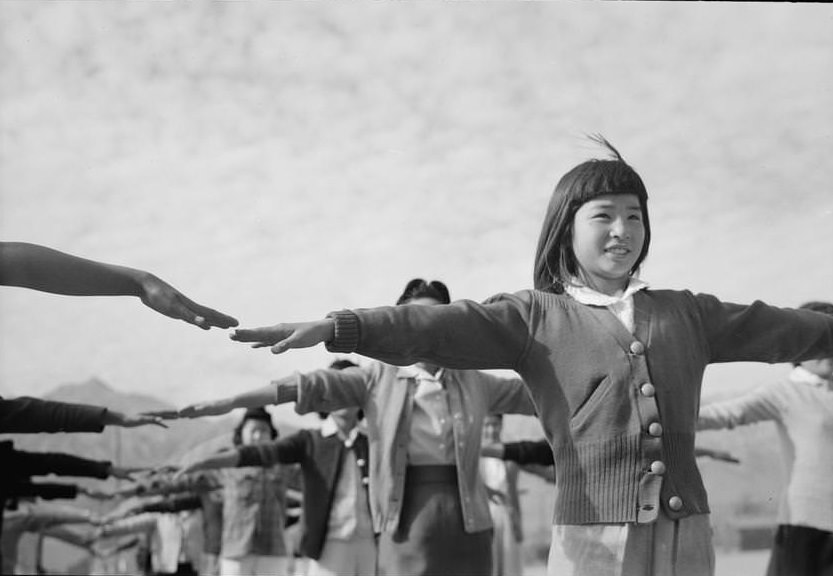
[240,418,273,445]
[571,193,645,295]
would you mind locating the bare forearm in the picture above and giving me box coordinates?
[0,242,144,296]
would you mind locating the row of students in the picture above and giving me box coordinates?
[199,137,831,576]
[5,136,833,576]
[163,279,537,576]
[0,240,239,573]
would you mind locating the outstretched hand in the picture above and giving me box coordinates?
[104,411,167,429]
[139,273,238,331]
[78,486,117,500]
[230,319,335,354]
[145,399,236,420]
[108,466,147,481]
[178,399,236,419]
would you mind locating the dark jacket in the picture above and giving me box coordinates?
[238,427,370,561]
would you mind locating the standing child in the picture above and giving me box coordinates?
[168,279,537,576]
[229,137,833,576]
[698,300,833,576]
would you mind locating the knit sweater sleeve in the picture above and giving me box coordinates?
[326,292,534,370]
[0,396,106,433]
[692,293,833,364]
[697,383,783,431]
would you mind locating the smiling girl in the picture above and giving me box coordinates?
[230,137,833,576]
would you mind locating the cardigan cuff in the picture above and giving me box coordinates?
[325,310,360,353]
[273,373,300,405]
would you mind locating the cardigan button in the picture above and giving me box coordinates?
[356,459,366,467]
[630,341,645,355]
[650,461,666,475]
[648,422,663,437]
[668,496,683,511]
[640,383,656,397]
[361,477,369,485]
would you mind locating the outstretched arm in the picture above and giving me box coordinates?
[0,241,238,330]
[177,449,240,477]
[151,383,281,420]
[232,294,532,371]
[0,397,163,433]
[697,384,781,431]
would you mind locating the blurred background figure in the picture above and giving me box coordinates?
[480,414,524,576]
[218,408,289,576]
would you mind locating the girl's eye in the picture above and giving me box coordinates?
[628,214,642,221]
[592,213,611,220]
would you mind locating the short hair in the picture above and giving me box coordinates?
[533,135,651,293]
[232,407,278,446]
[396,278,451,305]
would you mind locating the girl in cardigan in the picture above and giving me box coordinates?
[229,138,833,576]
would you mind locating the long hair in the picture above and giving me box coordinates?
[396,278,451,305]
[533,135,651,293]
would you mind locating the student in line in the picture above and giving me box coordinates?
[228,137,833,576]
[165,279,537,576]
[178,361,375,576]
[698,300,833,576]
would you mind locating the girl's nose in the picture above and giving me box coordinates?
[610,218,629,239]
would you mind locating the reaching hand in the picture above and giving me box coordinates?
[104,410,167,429]
[230,319,335,354]
[141,409,180,420]
[78,486,116,500]
[108,466,146,481]
[139,273,239,331]
[177,399,236,419]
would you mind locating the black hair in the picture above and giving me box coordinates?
[396,278,451,305]
[533,135,651,293]
[318,359,360,419]
[232,407,278,446]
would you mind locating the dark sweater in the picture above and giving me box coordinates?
[327,289,833,525]
[239,428,370,560]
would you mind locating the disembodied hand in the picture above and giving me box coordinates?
[78,486,116,500]
[103,410,167,429]
[231,319,335,354]
[138,273,239,331]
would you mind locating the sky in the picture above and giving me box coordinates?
[1,2,832,421]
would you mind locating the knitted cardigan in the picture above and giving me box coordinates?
[326,289,833,525]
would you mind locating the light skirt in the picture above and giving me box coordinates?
[547,513,714,576]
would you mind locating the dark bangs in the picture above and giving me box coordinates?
[533,138,651,292]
